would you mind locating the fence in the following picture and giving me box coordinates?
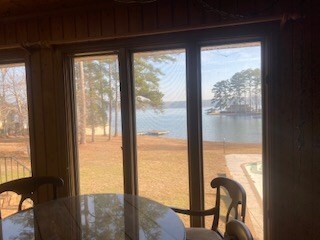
[0,157,31,183]
[0,157,32,217]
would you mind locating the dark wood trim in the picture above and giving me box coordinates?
[61,55,79,196]
[186,41,204,227]
[0,49,35,178]
[119,48,138,195]
[56,21,278,53]
[261,24,280,240]
[53,48,72,197]
[262,38,270,240]
[0,48,28,64]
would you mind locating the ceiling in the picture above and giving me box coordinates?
[0,0,117,18]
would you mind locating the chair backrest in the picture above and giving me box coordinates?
[210,177,246,231]
[225,219,253,240]
[0,176,64,217]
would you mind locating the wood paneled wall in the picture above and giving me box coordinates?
[269,1,320,239]
[0,0,319,239]
[0,0,283,47]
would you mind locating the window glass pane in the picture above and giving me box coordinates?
[133,49,189,226]
[74,55,123,194]
[0,63,32,217]
[201,43,263,239]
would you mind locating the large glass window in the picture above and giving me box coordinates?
[74,55,123,194]
[201,42,263,239]
[70,36,267,237]
[0,63,32,217]
[133,49,190,226]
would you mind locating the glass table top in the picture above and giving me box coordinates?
[0,194,186,240]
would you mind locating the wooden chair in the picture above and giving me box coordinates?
[0,176,64,218]
[224,219,253,240]
[171,177,246,240]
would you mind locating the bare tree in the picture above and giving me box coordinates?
[78,61,87,144]
[2,67,28,135]
[114,60,119,137]
[108,62,113,141]
[0,68,9,136]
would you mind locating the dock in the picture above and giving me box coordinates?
[137,130,169,136]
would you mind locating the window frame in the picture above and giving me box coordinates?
[0,48,35,176]
[59,22,278,238]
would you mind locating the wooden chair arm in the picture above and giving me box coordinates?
[171,207,216,216]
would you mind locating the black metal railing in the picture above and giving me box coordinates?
[0,157,31,183]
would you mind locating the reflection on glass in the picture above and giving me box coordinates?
[1,210,35,239]
[81,195,125,239]
[73,55,123,194]
[79,195,185,239]
[0,194,185,240]
[133,49,189,226]
[0,64,32,218]
[201,43,263,239]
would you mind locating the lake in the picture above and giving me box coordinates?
[133,108,262,144]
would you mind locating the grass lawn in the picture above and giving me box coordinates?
[78,135,261,234]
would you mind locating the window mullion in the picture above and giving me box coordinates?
[186,42,204,227]
[119,48,138,195]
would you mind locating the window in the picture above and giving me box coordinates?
[133,49,190,226]
[73,54,123,194]
[66,27,269,238]
[0,62,32,217]
[201,42,263,239]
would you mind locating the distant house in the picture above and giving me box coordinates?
[221,104,253,114]
[205,108,220,115]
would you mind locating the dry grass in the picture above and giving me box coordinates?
[78,135,261,231]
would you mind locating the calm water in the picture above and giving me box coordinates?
[133,108,262,143]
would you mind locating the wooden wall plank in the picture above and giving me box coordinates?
[29,50,47,202]
[312,2,320,238]
[157,0,172,29]
[16,21,28,43]
[173,0,188,27]
[203,0,221,24]
[75,12,88,39]
[142,2,158,31]
[290,2,314,237]
[0,25,5,45]
[129,5,142,33]
[88,11,102,38]
[40,49,59,191]
[269,21,295,239]
[268,3,294,239]
[5,22,17,44]
[291,19,303,238]
[38,17,52,41]
[50,16,64,41]
[53,49,70,197]
[255,0,273,18]
[220,0,237,20]
[27,19,39,43]
[63,15,76,41]
[115,6,128,35]
[236,0,255,16]
[187,0,204,26]
[101,8,115,37]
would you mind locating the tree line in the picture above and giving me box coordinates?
[211,68,261,112]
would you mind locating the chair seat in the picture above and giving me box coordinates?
[186,228,223,240]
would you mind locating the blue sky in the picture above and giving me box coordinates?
[153,44,261,102]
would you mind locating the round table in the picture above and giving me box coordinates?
[0,194,186,240]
